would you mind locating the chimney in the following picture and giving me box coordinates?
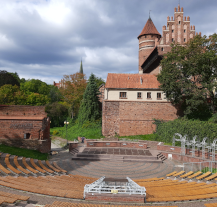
[187,16,190,21]
[199,32,201,36]
[184,16,186,21]
[196,32,198,35]
[163,25,166,30]
[193,25,195,30]
[174,7,177,12]
[167,16,170,21]
[171,16,173,21]
[191,25,192,30]
[181,7,184,12]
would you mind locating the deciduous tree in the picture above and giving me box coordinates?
[157,34,217,119]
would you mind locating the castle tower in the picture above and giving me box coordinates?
[161,6,196,46]
[138,17,161,74]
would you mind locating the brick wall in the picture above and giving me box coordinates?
[0,105,47,116]
[102,100,179,136]
[85,141,147,149]
[0,105,51,153]
[85,193,145,203]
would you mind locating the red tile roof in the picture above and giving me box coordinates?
[105,73,160,89]
[138,18,161,38]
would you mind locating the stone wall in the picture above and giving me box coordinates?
[0,138,51,153]
[102,100,179,136]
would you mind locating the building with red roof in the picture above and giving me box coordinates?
[102,5,195,136]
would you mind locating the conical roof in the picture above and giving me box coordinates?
[79,60,83,74]
[138,18,161,39]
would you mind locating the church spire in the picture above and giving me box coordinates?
[79,60,83,74]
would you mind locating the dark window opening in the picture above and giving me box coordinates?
[137,92,142,99]
[147,92,151,99]
[161,47,164,51]
[24,133,31,139]
[172,30,174,33]
[157,93,162,99]
[120,92,127,98]
[184,38,186,42]
[179,21,181,24]
[172,38,174,42]
[184,29,186,33]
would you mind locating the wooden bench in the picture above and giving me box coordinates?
[53,161,67,173]
[206,173,217,181]
[166,171,177,177]
[45,160,61,173]
[38,160,54,174]
[196,171,212,180]
[5,154,22,175]
[14,156,31,175]
[173,171,185,177]
[22,158,38,174]
[180,171,194,178]
[188,171,202,179]
[30,159,46,174]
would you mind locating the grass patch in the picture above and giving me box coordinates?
[0,144,48,160]
[118,134,157,141]
[50,120,104,140]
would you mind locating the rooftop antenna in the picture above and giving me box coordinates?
[149,10,151,19]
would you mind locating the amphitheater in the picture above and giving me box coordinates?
[0,139,217,207]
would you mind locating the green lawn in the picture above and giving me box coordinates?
[0,144,48,160]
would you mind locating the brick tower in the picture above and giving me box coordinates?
[138,17,161,74]
[139,5,199,75]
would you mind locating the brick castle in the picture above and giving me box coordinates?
[102,5,198,136]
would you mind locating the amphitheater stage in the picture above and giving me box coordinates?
[71,147,162,163]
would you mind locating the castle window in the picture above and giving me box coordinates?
[172,38,174,42]
[172,30,174,33]
[184,38,186,42]
[137,92,142,99]
[157,93,162,99]
[161,47,164,51]
[120,92,127,99]
[147,92,151,99]
[179,21,181,25]
[184,29,186,33]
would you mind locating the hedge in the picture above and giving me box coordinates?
[155,119,217,144]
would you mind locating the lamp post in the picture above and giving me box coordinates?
[64,119,69,145]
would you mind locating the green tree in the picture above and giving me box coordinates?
[45,102,68,127]
[0,70,20,87]
[0,84,19,104]
[78,73,101,126]
[157,34,217,119]
[94,76,105,88]
[49,85,62,103]
[20,79,50,95]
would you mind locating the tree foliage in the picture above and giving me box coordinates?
[45,102,68,127]
[20,79,50,95]
[157,34,217,119]
[78,73,101,126]
[0,70,20,87]
[59,72,87,116]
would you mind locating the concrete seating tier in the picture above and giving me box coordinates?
[0,153,67,177]
[45,201,178,207]
[72,148,162,163]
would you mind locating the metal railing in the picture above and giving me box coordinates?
[183,161,217,173]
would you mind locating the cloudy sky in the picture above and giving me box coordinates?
[0,0,216,85]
